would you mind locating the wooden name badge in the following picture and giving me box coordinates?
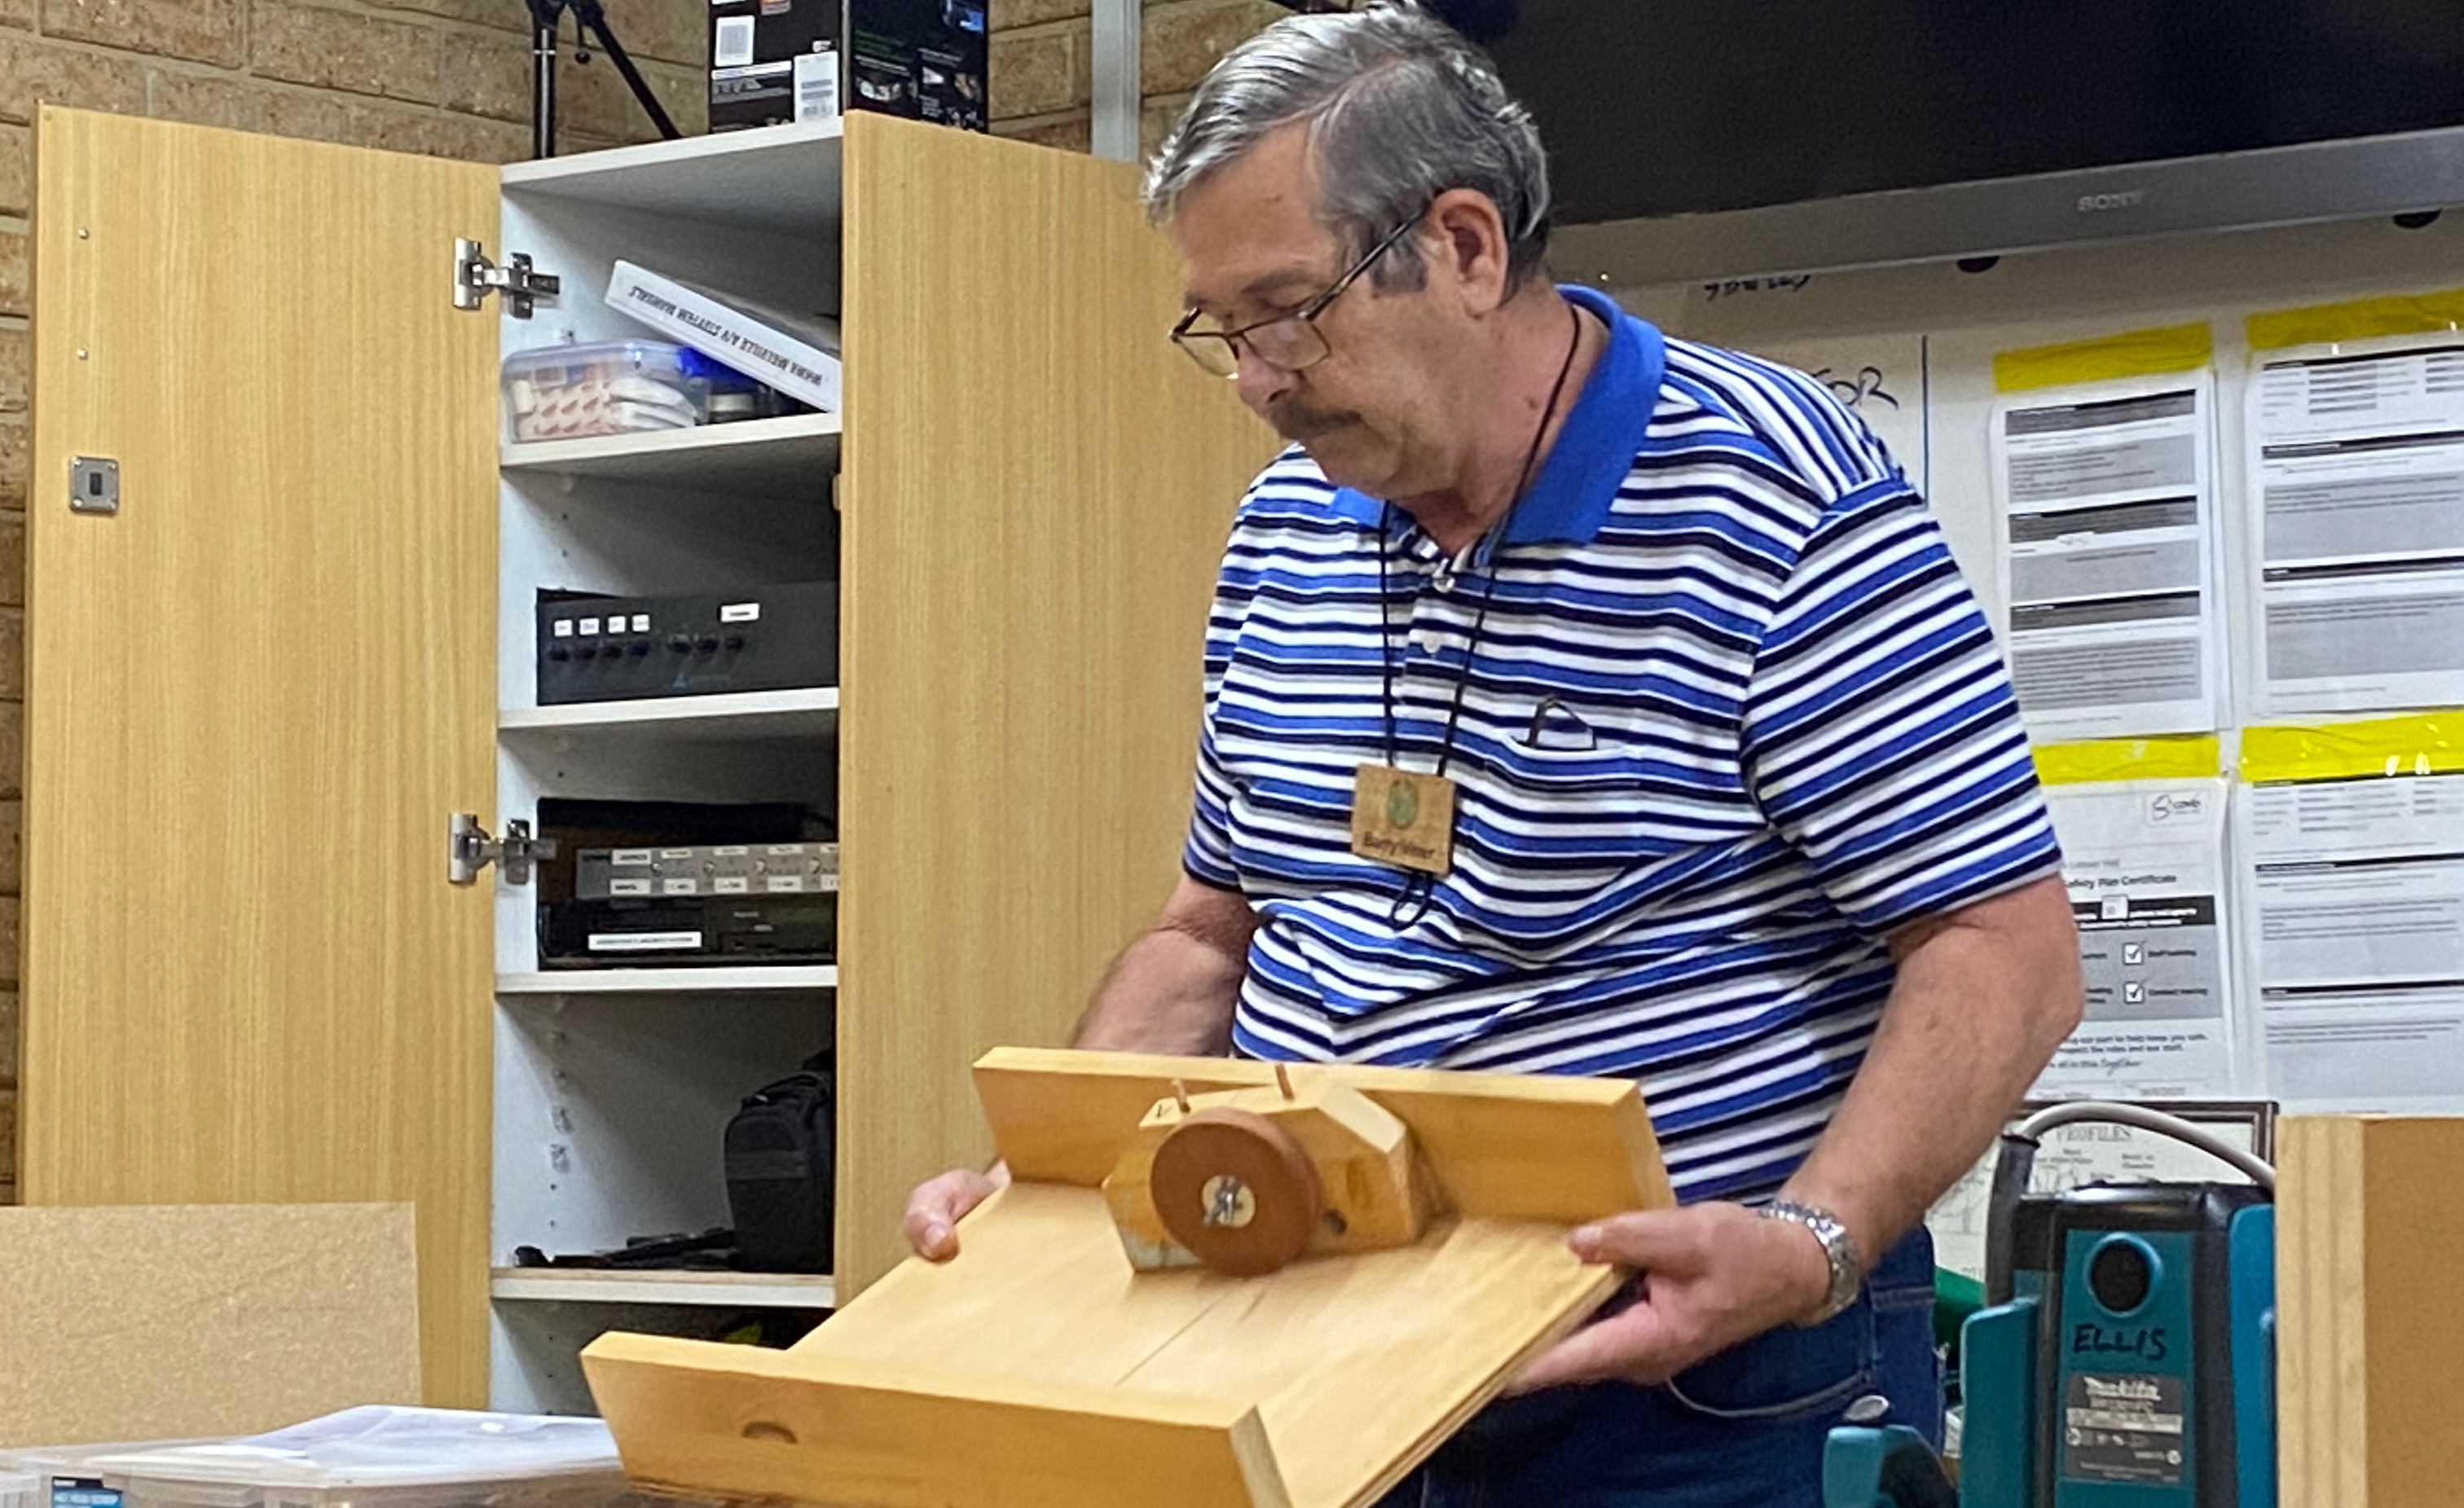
[583,1048,1674,1508]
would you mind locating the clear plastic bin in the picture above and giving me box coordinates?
[502,340,706,443]
[0,1471,38,1508]
[61,1407,684,1508]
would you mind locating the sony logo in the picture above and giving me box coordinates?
[2077,189,2147,213]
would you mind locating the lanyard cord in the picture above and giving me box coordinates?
[1375,301,1584,924]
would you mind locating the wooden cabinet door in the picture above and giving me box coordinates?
[21,108,499,1405]
[834,116,1277,1295]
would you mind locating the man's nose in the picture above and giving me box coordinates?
[1234,345,1287,413]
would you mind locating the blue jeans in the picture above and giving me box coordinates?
[1373,1229,1943,1508]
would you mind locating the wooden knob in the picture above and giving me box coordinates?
[1150,1107,1322,1277]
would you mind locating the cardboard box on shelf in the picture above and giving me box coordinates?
[708,0,984,135]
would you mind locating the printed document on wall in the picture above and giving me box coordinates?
[2035,779,2237,1098]
[1991,375,2221,738]
[2239,769,2464,1108]
[2246,336,2464,716]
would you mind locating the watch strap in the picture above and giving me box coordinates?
[1759,1198,1864,1326]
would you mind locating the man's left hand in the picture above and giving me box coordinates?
[1511,1201,1835,1391]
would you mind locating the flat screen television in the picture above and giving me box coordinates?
[1423,0,2464,283]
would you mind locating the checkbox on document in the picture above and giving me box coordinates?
[2123,981,2147,1005]
[2123,943,2145,965]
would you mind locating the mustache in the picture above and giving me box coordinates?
[1268,400,1357,442]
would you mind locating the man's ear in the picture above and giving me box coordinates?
[1423,187,1513,313]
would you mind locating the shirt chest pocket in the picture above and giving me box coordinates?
[1467,703,1760,864]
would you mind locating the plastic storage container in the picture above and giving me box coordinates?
[501,340,706,442]
[0,1471,39,1508]
[64,1407,684,1508]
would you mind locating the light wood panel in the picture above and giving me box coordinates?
[0,1203,420,1447]
[587,1327,1294,1508]
[22,108,499,1403]
[588,1057,1652,1508]
[834,114,1278,1295]
[2277,1115,2464,1508]
[595,1183,1615,1508]
[974,1047,1676,1219]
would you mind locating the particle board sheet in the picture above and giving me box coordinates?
[587,1051,1667,1508]
[2278,1115,2464,1508]
[0,1203,421,1447]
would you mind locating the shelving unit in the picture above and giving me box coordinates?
[499,412,842,491]
[488,119,846,1409]
[21,104,1270,1417]
[491,1269,835,1308]
[498,688,838,740]
[495,965,838,995]
[498,117,843,235]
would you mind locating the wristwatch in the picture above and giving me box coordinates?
[1759,1198,1864,1326]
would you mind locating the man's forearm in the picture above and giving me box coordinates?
[1781,876,2083,1264]
[1072,920,1247,1052]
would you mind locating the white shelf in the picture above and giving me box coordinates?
[499,687,838,741]
[496,965,837,995]
[500,413,840,495]
[491,1268,834,1308]
[499,120,843,237]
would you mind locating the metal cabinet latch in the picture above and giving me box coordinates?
[453,238,561,319]
[69,455,119,515]
[448,813,557,886]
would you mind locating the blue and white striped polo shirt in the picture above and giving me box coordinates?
[1183,284,2062,1202]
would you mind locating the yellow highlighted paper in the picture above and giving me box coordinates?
[2034,736,2223,786]
[1992,323,2214,393]
[2238,713,2464,785]
[2245,288,2464,354]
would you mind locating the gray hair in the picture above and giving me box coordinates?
[1143,2,1551,292]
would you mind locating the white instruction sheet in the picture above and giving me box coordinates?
[1991,375,2221,738]
[2035,780,2237,1099]
[2246,337,2464,717]
[2238,768,2464,1108]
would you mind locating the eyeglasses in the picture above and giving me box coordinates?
[1169,213,1422,380]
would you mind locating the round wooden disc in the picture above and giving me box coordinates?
[1150,1107,1322,1277]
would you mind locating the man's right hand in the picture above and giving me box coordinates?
[901,1162,1011,1261]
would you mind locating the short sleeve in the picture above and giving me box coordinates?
[1181,540,1249,893]
[1741,479,2061,935]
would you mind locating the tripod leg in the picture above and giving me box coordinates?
[579,7,683,140]
[532,15,559,158]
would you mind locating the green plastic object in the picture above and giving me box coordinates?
[1934,1267,1984,1351]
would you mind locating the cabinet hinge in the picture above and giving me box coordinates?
[448,813,558,886]
[454,238,561,319]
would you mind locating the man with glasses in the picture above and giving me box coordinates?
[905,5,2083,1504]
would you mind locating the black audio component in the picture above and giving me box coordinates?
[533,799,837,968]
[539,892,837,967]
[579,842,838,899]
[533,798,833,904]
[536,582,838,705]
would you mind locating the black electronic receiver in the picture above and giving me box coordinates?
[537,583,838,705]
[538,892,837,967]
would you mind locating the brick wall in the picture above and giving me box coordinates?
[988,0,1287,156]
[0,0,707,1203]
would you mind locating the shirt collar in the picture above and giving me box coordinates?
[1324,283,1665,549]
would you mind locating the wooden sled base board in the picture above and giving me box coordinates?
[588,1053,1670,1508]
[585,1184,1622,1508]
